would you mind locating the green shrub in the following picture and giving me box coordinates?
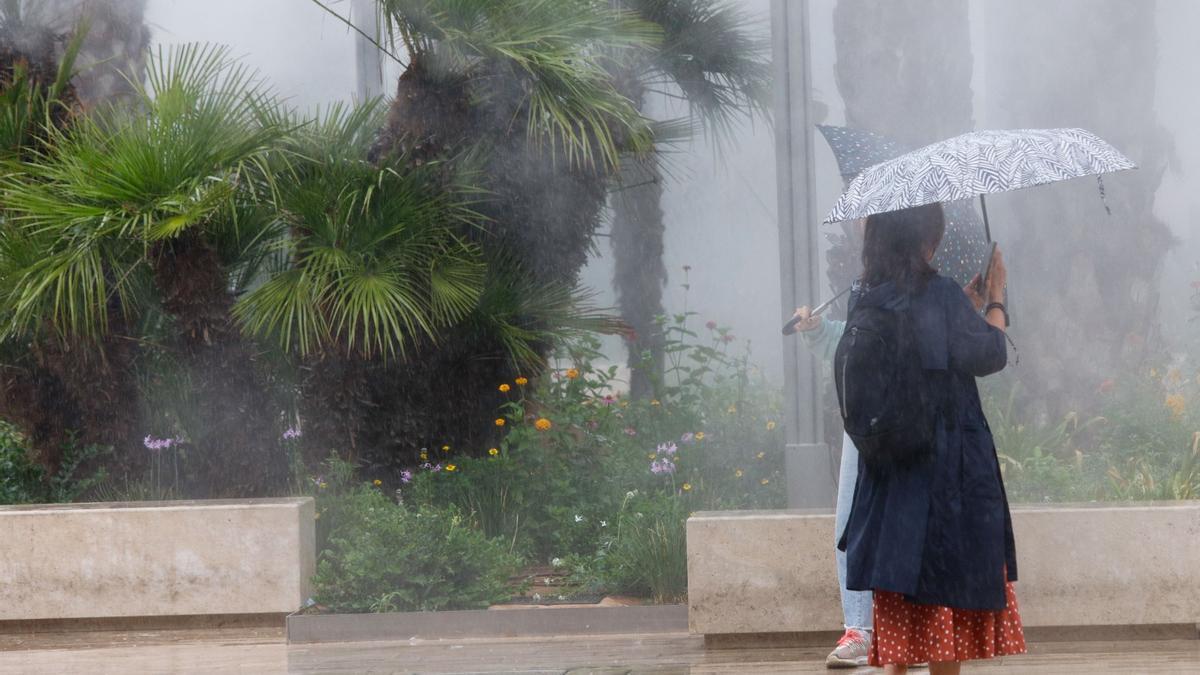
[0,422,109,505]
[565,492,689,603]
[0,422,44,504]
[312,486,522,613]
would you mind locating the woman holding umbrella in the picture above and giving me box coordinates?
[836,202,1024,674]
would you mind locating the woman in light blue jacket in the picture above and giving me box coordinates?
[792,308,873,669]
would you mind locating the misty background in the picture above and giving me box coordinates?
[143,0,1198,385]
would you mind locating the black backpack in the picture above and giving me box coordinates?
[833,286,936,469]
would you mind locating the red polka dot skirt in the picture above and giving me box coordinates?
[869,579,1027,666]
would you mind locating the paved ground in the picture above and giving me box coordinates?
[0,629,1197,674]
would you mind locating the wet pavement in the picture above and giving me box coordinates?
[0,629,1197,673]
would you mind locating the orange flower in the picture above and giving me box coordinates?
[535,418,553,431]
[515,377,529,386]
[495,418,506,427]
[499,383,511,393]
[566,368,580,380]
[1166,394,1186,419]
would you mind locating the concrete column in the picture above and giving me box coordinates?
[352,0,383,101]
[772,0,837,508]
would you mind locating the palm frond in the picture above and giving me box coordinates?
[236,102,487,359]
[0,43,285,340]
[627,0,771,140]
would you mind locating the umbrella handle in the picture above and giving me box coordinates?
[980,194,993,242]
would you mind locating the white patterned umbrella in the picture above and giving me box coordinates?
[822,128,1137,229]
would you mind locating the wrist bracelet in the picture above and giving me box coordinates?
[986,302,1009,324]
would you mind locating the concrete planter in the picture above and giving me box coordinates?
[687,501,1200,637]
[0,498,315,623]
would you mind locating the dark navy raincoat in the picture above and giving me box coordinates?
[838,275,1017,611]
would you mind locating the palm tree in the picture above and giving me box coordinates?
[236,101,488,465]
[1,44,289,496]
[303,0,660,465]
[0,4,139,476]
[608,0,770,398]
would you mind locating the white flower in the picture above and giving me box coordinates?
[626,490,637,499]
[551,557,564,567]
[574,514,584,523]
[600,520,608,528]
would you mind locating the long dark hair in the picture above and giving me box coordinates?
[861,203,946,292]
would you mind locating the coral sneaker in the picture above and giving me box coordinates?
[826,629,871,668]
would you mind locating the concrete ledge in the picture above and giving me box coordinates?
[288,605,688,644]
[687,502,1200,636]
[0,498,315,621]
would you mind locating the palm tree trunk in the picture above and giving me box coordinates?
[984,0,1173,421]
[153,233,285,497]
[46,0,149,105]
[611,152,667,399]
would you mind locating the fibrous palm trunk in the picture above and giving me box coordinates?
[984,0,1173,421]
[153,234,285,497]
[46,0,149,105]
[611,151,666,399]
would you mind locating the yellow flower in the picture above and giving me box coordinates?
[515,377,529,386]
[499,383,511,393]
[650,399,661,406]
[735,469,744,477]
[535,418,553,431]
[318,482,327,490]
[620,401,629,408]
[495,418,506,427]
[761,478,770,486]
[756,451,765,460]
[446,464,458,472]
[1166,394,1186,418]
[372,479,382,487]
[489,447,499,456]
[695,432,705,441]
[314,512,321,520]
[420,452,428,461]
[442,445,450,452]
[766,421,777,431]
[648,453,657,460]
[727,404,737,414]
[566,368,580,380]
[682,483,692,491]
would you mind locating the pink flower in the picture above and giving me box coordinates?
[680,432,694,444]
[705,320,718,330]
[400,470,413,483]
[721,334,736,344]
[624,427,638,437]
[657,442,678,455]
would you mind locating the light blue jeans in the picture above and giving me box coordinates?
[836,431,873,632]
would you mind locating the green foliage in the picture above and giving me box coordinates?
[0,421,109,505]
[311,0,658,168]
[237,101,487,359]
[574,491,689,603]
[0,42,281,340]
[984,362,1200,503]
[312,485,522,613]
[405,312,784,603]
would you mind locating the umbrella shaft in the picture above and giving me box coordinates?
[980,193,993,242]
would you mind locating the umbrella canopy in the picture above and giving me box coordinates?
[817,125,990,285]
[823,128,1137,224]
